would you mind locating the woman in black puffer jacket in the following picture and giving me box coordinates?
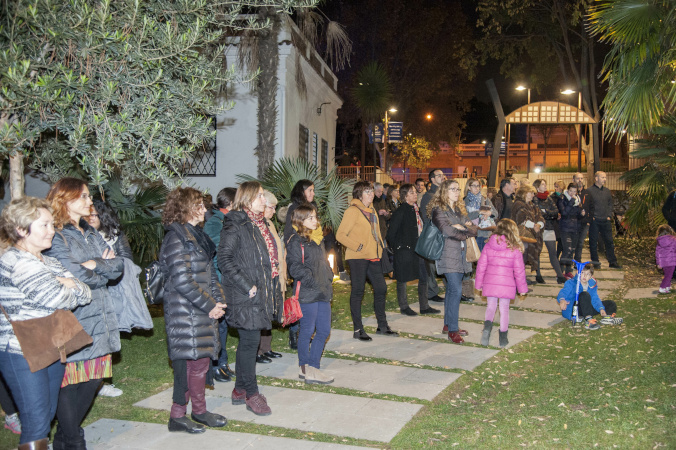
[218,181,279,416]
[160,187,227,434]
[286,204,334,385]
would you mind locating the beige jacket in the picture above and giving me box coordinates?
[336,199,385,261]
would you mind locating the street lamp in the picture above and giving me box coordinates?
[516,85,531,173]
[562,89,583,171]
[382,107,397,174]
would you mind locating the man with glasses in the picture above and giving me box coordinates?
[420,169,447,303]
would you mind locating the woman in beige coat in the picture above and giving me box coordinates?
[336,181,397,341]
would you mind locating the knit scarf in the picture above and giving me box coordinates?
[357,206,381,246]
[536,191,549,200]
[413,203,423,235]
[246,209,279,278]
[465,191,482,212]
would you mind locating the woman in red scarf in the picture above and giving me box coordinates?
[533,180,566,284]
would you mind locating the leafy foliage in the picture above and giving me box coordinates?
[0,0,315,192]
[620,115,676,230]
[237,157,353,231]
[98,177,168,266]
[589,0,676,135]
[350,62,393,124]
[394,135,435,170]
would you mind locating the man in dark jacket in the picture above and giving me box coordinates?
[587,171,621,269]
[573,173,593,265]
[492,178,517,220]
[420,169,446,302]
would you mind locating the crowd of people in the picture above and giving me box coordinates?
[1,170,673,448]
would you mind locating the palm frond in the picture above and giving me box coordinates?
[325,21,351,71]
[351,62,393,123]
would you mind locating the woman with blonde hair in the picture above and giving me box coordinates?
[428,179,477,344]
[286,204,334,384]
[255,190,285,363]
[45,178,123,449]
[474,219,528,348]
[218,181,279,416]
[511,185,545,284]
[159,186,227,434]
[0,197,91,450]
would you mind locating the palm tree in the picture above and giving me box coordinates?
[589,0,676,229]
[350,62,393,170]
[234,8,351,178]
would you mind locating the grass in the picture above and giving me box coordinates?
[1,238,674,449]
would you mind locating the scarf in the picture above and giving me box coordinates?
[465,191,482,213]
[357,207,381,247]
[413,203,423,235]
[536,191,550,200]
[293,225,323,246]
[246,209,279,278]
[186,223,216,258]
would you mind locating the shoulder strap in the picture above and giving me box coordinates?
[55,230,68,249]
[0,303,10,322]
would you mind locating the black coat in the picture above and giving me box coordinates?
[557,195,584,233]
[286,232,333,304]
[534,194,560,231]
[218,210,278,331]
[386,203,422,282]
[160,222,224,361]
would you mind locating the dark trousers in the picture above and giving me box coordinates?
[560,230,579,273]
[55,378,101,447]
[577,292,616,318]
[170,358,209,418]
[396,257,429,311]
[258,330,272,355]
[324,232,345,273]
[298,301,332,368]
[424,258,441,298]
[347,259,388,331]
[215,318,229,367]
[574,223,589,263]
[0,372,17,416]
[234,329,260,397]
[0,351,64,444]
[589,219,617,264]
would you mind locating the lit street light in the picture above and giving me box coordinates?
[381,107,397,173]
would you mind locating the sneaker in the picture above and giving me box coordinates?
[658,287,671,294]
[584,318,600,330]
[600,315,624,326]
[98,384,123,397]
[608,263,623,269]
[4,413,21,434]
[245,393,272,416]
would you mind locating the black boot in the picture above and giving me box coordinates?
[499,330,509,348]
[288,329,298,350]
[480,320,493,346]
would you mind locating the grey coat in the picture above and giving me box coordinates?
[431,206,477,274]
[45,221,124,362]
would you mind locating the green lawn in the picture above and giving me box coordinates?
[1,238,674,449]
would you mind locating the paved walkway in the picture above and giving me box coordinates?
[84,246,625,448]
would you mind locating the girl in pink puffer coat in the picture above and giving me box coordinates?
[475,219,528,348]
[656,224,676,294]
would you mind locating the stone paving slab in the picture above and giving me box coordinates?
[539,268,623,279]
[134,384,421,443]
[363,314,537,348]
[470,296,562,313]
[419,303,564,328]
[625,287,665,299]
[527,285,613,297]
[324,329,498,371]
[250,352,460,401]
[85,419,367,449]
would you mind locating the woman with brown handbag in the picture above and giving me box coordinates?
[0,197,92,450]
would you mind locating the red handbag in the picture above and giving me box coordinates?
[283,244,304,326]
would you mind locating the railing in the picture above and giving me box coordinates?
[336,166,394,185]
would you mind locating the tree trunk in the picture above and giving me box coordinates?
[255,8,280,179]
[9,153,25,200]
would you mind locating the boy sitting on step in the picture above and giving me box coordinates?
[556,264,622,330]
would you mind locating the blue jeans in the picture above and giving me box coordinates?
[298,302,332,368]
[0,351,65,443]
[216,318,229,367]
[443,272,464,333]
[476,237,487,251]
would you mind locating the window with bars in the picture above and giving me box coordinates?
[182,116,217,176]
[299,125,309,160]
[321,139,328,176]
[312,132,318,165]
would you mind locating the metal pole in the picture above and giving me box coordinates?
[383,110,389,173]
[527,125,531,174]
[505,124,510,177]
[577,92,582,172]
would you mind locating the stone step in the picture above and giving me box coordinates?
[472,295,562,313]
[324,329,498,371]
[135,384,422,443]
[85,418,367,449]
[526,285,614,297]
[363,314,537,348]
[249,352,459,401]
[625,287,668,299]
[414,303,563,328]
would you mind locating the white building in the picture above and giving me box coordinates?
[186,19,343,195]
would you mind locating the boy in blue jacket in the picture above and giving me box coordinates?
[556,264,622,329]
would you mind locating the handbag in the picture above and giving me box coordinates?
[518,224,538,244]
[0,304,92,373]
[415,220,444,261]
[465,237,481,263]
[283,244,304,327]
[143,261,165,305]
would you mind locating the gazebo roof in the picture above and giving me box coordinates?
[506,101,596,125]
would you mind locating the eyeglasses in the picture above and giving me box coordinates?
[257,193,265,199]
[265,205,276,210]
[470,184,480,188]
[363,189,374,194]
[80,193,92,200]
[448,187,460,192]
